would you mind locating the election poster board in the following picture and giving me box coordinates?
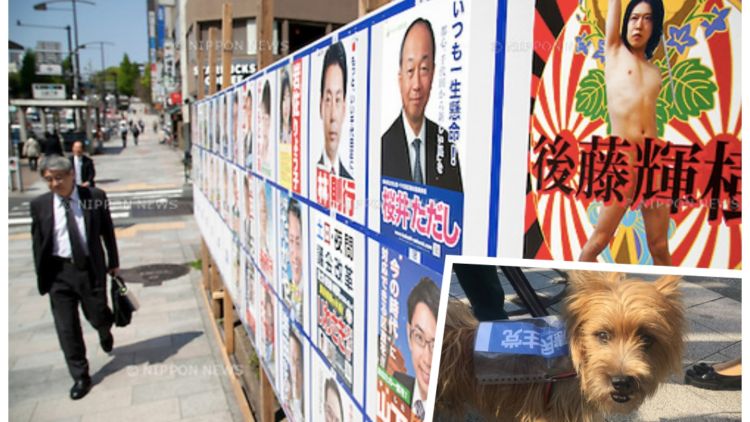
[278,63,294,189]
[375,244,442,421]
[311,209,367,401]
[367,0,498,273]
[256,71,278,179]
[309,34,368,224]
[522,0,742,268]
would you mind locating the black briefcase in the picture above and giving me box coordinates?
[110,275,139,327]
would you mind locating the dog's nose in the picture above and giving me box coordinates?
[611,376,635,393]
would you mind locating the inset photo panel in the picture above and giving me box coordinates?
[428,258,740,422]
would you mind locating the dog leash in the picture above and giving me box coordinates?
[544,371,579,407]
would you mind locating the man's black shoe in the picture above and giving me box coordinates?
[100,330,114,353]
[70,378,92,400]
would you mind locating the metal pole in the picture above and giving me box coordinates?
[72,0,81,99]
[99,43,105,96]
[66,25,74,97]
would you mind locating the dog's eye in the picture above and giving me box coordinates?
[640,333,654,349]
[595,331,611,344]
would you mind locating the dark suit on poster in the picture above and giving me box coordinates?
[393,371,416,405]
[69,155,96,187]
[381,115,463,192]
[30,186,118,381]
[318,154,353,180]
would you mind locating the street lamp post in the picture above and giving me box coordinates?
[16,20,73,94]
[77,41,113,144]
[33,0,95,100]
[77,41,113,97]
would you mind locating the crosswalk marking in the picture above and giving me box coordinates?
[8,188,188,226]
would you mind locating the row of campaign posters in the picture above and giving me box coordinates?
[192,0,741,421]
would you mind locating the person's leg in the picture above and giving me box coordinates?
[579,202,629,262]
[641,202,673,266]
[49,269,89,381]
[453,264,507,321]
[73,269,114,345]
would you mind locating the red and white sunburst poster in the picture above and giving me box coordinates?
[524,0,741,269]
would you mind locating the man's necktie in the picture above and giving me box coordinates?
[413,399,425,420]
[62,197,88,269]
[412,138,423,184]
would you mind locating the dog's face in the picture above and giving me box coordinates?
[563,271,684,415]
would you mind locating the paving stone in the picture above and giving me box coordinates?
[686,298,741,341]
[681,281,725,308]
[178,411,236,422]
[682,319,739,364]
[9,399,36,422]
[131,370,222,404]
[178,388,230,418]
[81,398,181,422]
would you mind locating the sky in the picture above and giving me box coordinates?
[9,0,148,75]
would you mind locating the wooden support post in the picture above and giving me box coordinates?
[208,27,218,95]
[259,365,275,422]
[197,39,205,100]
[201,239,209,289]
[221,3,233,89]
[257,0,274,69]
[358,0,368,17]
[223,289,235,354]
[209,257,222,317]
[196,259,255,421]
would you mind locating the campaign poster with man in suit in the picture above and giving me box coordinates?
[309,34,368,224]
[376,245,441,422]
[372,10,468,267]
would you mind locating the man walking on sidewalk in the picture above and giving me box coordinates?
[30,155,119,400]
[69,141,96,187]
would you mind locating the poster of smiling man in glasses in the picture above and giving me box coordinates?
[376,244,441,422]
[523,0,741,268]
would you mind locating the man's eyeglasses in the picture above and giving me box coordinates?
[409,326,435,353]
[43,174,70,184]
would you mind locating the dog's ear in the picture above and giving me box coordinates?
[654,275,682,302]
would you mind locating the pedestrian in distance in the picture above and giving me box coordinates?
[23,134,41,171]
[120,121,128,148]
[43,131,64,157]
[132,124,141,146]
[30,155,120,400]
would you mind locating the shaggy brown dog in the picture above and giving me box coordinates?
[435,271,684,422]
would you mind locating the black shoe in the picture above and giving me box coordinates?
[100,330,114,353]
[685,364,741,391]
[70,377,92,400]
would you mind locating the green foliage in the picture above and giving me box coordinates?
[117,53,140,97]
[575,68,608,122]
[19,49,37,98]
[658,58,717,122]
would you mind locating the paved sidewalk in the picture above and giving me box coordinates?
[8,111,243,422]
[10,111,186,203]
[449,268,742,421]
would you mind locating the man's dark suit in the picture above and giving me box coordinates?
[381,116,463,192]
[69,155,96,187]
[30,186,118,380]
[318,154,353,180]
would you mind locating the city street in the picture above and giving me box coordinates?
[8,114,243,422]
